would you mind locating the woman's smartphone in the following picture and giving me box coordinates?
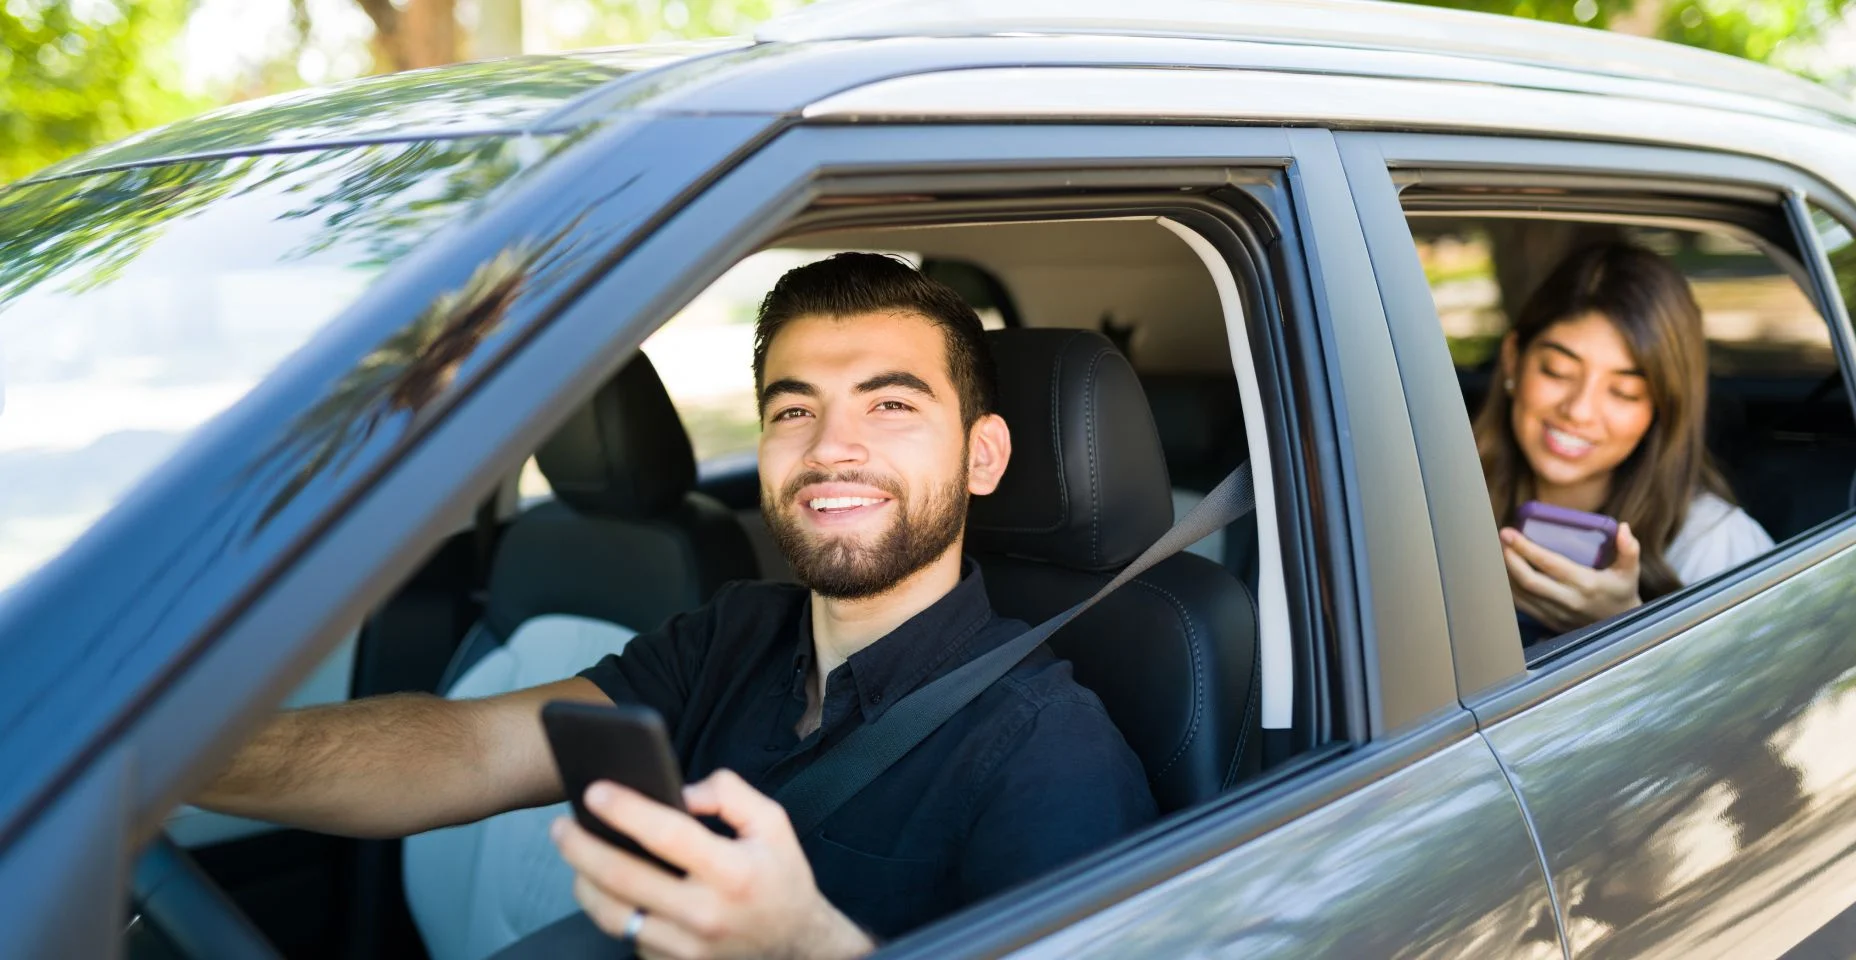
[541,700,687,875]
[1514,500,1620,568]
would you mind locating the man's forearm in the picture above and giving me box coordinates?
[196,692,533,838]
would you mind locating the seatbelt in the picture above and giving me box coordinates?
[772,462,1257,840]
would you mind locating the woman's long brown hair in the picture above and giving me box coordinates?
[1473,241,1729,600]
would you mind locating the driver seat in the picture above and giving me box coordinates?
[402,354,756,960]
[968,328,1262,811]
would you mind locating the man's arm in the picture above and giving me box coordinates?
[194,676,610,839]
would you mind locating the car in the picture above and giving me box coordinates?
[4,0,1856,956]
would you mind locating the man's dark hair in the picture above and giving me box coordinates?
[753,252,999,428]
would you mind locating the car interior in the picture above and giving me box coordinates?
[142,215,1285,960]
[140,188,1855,959]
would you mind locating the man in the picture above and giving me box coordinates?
[197,253,1156,959]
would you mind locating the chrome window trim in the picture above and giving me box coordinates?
[800,67,1856,197]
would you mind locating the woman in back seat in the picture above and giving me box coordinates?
[1476,242,1773,642]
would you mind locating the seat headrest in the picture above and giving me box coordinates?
[968,329,1174,572]
[536,353,696,519]
[1141,373,1247,491]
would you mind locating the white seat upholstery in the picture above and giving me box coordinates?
[403,615,636,960]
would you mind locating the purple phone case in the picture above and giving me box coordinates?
[1515,500,1619,568]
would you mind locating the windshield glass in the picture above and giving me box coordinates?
[0,137,533,595]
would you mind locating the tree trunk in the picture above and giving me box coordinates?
[475,0,524,59]
[1609,0,1666,38]
[357,0,460,73]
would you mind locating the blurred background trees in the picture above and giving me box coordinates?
[1,0,200,182]
[3,0,1855,184]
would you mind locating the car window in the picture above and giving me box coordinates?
[1404,204,1854,652]
[1414,222,1835,378]
[0,139,532,597]
[1807,201,1856,326]
[517,248,922,502]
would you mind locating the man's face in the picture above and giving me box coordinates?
[757,311,1000,600]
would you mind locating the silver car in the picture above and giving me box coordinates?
[2,1,1854,957]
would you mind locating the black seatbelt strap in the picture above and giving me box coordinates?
[772,462,1257,840]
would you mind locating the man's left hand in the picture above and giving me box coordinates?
[552,769,875,960]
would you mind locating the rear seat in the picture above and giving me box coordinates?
[1139,373,1259,590]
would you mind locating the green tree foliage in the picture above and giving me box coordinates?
[568,0,816,47]
[0,0,200,183]
[1407,0,1855,76]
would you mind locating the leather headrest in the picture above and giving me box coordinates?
[968,329,1174,572]
[1142,374,1247,491]
[537,353,696,519]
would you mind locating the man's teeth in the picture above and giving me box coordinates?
[1547,427,1593,451]
[809,497,885,511]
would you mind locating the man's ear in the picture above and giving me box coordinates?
[966,413,1011,496]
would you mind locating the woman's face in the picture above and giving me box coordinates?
[1503,311,1656,504]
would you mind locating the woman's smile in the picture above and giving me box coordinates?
[1541,424,1598,460]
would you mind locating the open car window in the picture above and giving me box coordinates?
[1404,201,1855,655]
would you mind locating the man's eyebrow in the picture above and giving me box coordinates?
[759,377,816,414]
[1540,339,1642,377]
[855,371,937,398]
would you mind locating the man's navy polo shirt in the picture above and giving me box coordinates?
[577,560,1157,940]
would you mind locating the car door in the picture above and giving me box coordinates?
[694,102,1550,955]
[1343,127,1856,958]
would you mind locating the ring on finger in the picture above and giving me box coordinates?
[620,907,647,944]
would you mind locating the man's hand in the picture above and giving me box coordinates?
[551,769,875,960]
[1500,522,1643,633]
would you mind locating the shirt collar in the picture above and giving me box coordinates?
[788,558,998,723]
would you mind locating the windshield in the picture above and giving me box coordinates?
[0,137,534,595]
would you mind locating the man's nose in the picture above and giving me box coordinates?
[804,406,868,467]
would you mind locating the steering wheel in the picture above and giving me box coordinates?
[130,831,280,959]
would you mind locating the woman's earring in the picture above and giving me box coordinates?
[1504,377,1515,393]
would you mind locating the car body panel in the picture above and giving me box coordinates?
[1484,539,1856,958]
[1006,728,1561,959]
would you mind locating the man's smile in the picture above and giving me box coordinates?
[794,483,896,527]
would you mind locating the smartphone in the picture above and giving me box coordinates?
[1514,500,1620,568]
[541,700,687,875]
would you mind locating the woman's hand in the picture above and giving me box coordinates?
[1499,522,1643,633]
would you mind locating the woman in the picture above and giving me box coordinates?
[1476,241,1773,637]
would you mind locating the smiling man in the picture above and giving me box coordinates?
[541,253,1157,957]
[196,253,1155,960]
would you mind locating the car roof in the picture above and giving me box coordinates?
[759,0,1853,120]
[21,0,1853,185]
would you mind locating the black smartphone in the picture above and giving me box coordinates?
[541,700,687,876]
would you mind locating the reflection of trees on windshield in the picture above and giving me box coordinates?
[244,245,536,529]
[0,135,543,308]
[277,138,525,267]
[0,159,251,302]
[30,52,633,181]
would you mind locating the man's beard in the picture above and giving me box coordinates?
[763,464,968,601]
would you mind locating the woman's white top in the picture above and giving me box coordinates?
[1666,492,1774,586]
